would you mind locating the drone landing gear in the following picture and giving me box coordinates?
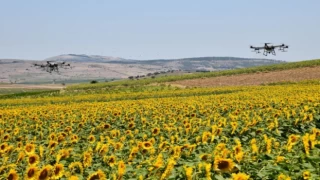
[263,50,276,56]
[263,50,268,56]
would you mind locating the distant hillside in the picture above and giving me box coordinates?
[0,54,284,84]
[45,54,124,62]
[68,59,320,90]
[45,54,284,71]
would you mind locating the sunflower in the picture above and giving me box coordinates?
[152,128,160,136]
[7,169,19,180]
[276,156,285,163]
[38,165,53,180]
[53,163,64,179]
[232,172,250,180]
[128,148,138,162]
[69,176,79,180]
[83,151,93,168]
[142,141,153,149]
[118,160,126,178]
[58,148,72,160]
[114,142,123,151]
[128,122,135,129]
[69,162,84,175]
[16,151,25,163]
[107,156,116,167]
[64,126,73,133]
[28,154,40,166]
[213,158,235,172]
[25,166,38,180]
[71,134,79,143]
[57,134,65,143]
[99,144,109,156]
[141,148,149,155]
[87,169,106,180]
[3,134,10,141]
[88,135,96,144]
[49,133,56,141]
[153,153,163,168]
[200,154,212,162]
[277,173,291,180]
[103,123,111,129]
[16,141,23,149]
[184,166,193,180]
[303,171,311,180]
[288,134,300,144]
[48,141,58,149]
[25,143,36,154]
[0,142,8,153]
[250,138,258,154]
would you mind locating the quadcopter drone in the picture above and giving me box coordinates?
[33,61,71,73]
[250,43,289,56]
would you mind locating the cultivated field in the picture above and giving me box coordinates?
[172,66,320,87]
[0,59,319,179]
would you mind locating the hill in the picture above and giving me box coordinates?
[0,55,282,84]
[68,58,320,90]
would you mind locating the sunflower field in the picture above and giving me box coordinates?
[0,83,320,180]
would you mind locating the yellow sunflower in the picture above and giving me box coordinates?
[107,155,116,167]
[48,141,58,149]
[53,163,64,179]
[38,165,53,180]
[232,172,250,180]
[25,143,36,154]
[277,173,291,180]
[184,166,193,180]
[69,162,84,175]
[142,141,153,150]
[69,175,79,180]
[88,135,96,144]
[0,142,8,153]
[3,134,10,141]
[99,144,109,156]
[7,169,19,180]
[87,169,106,180]
[28,154,40,166]
[118,160,126,178]
[303,171,311,180]
[16,151,25,163]
[83,151,93,168]
[49,133,56,141]
[152,128,160,136]
[16,141,23,149]
[71,134,79,144]
[200,154,212,162]
[102,123,111,129]
[213,158,235,172]
[128,122,135,129]
[25,166,38,180]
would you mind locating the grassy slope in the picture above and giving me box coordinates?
[1,58,319,98]
[68,59,320,90]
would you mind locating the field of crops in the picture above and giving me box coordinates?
[0,83,320,179]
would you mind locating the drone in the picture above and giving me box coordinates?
[250,43,289,56]
[33,61,71,73]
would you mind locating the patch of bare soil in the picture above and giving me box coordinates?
[172,66,320,87]
[0,84,64,89]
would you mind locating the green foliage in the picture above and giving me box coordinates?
[0,90,60,99]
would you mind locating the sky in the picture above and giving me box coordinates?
[0,0,319,62]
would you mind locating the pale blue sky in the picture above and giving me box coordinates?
[0,0,319,61]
